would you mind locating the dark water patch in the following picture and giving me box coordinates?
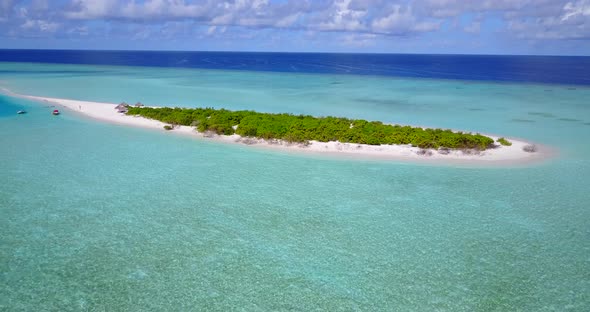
[330,81,343,85]
[566,87,577,90]
[0,70,38,75]
[467,108,485,111]
[583,122,590,126]
[544,89,553,92]
[558,118,581,122]
[528,112,555,118]
[0,70,109,75]
[511,118,536,123]
[355,98,407,107]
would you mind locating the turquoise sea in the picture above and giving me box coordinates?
[1,60,590,310]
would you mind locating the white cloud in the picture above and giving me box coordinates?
[562,0,590,21]
[20,18,59,32]
[120,0,212,20]
[372,6,414,32]
[20,19,35,29]
[56,0,446,37]
[1,0,589,49]
[38,20,58,32]
[371,5,439,35]
[274,13,300,28]
[341,33,377,47]
[206,25,227,36]
[316,0,368,32]
[67,25,89,36]
[65,0,119,19]
[505,0,590,40]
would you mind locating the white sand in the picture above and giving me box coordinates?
[4,89,553,166]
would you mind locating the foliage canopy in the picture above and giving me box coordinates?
[127,106,495,150]
[497,137,512,146]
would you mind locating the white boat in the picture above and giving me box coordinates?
[17,110,26,114]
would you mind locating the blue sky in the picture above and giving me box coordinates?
[1,0,589,55]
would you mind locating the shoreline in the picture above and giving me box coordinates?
[2,88,554,166]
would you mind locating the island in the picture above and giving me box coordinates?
[2,88,550,165]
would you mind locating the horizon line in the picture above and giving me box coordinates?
[0,48,588,58]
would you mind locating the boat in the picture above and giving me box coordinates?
[52,109,60,115]
[17,110,26,114]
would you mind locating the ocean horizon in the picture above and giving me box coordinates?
[1,51,589,310]
[2,49,590,86]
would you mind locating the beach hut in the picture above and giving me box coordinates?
[115,103,129,113]
[135,102,144,107]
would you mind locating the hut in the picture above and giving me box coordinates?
[115,103,129,113]
[135,102,144,108]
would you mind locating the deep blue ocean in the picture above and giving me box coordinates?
[1,49,589,85]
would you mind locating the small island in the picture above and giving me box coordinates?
[2,87,549,165]
[126,106,496,150]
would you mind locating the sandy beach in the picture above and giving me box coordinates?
[3,89,552,165]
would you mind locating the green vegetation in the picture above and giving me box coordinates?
[127,106,495,150]
[163,125,174,131]
[497,137,512,146]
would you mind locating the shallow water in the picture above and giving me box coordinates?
[1,62,589,310]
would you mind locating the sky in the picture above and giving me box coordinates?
[0,0,589,55]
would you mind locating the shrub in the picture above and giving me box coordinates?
[438,147,450,155]
[417,149,433,156]
[523,144,537,153]
[497,137,512,146]
[163,125,173,131]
